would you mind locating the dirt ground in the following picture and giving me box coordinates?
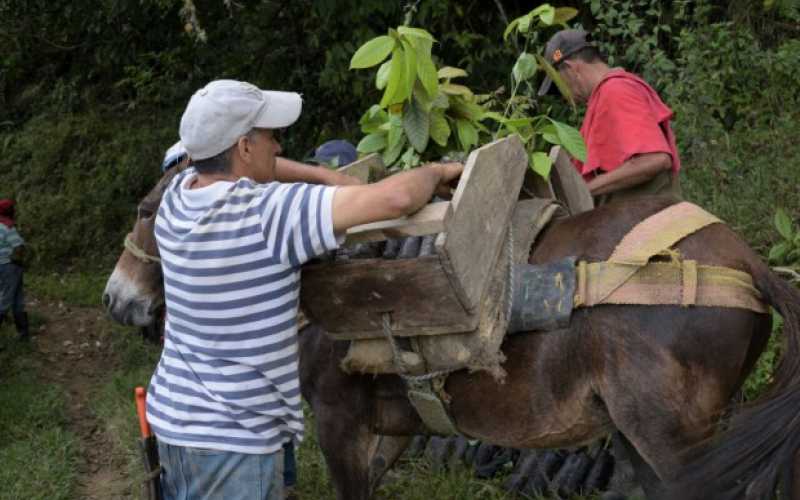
[29,297,133,500]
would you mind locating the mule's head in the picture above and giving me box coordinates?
[102,168,179,326]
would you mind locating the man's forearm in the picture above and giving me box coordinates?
[274,157,327,184]
[586,153,671,196]
[274,157,360,186]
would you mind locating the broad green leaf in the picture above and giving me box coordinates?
[532,4,556,25]
[380,48,404,108]
[505,117,535,129]
[403,97,430,153]
[397,26,435,42]
[455,119,478,150]
[538,123,560,145]
[358,105,389,134]
[400,146,421,170]
[482,111,506,123]
[553,7,579,26]
[769,241,790,263]
[401,40,418,104]
[350,36,395,69]
[429,110,450,146]
[384,113,405,165]
[549,119,587,161]
[376,61,391,90]
[775,208,794,240]
[413,81,434,112]
[383,136,406,167]
[441,83,473,99]
[518,13,533,33]
[530,152,553,179]
[437,66,469,80]
[512,52,538,84]
[432,92,450,109]
[536,54,575,108]
[503,15,523,40]
[356,133,387,154]
[449,98,485,121]
[415,38,438,98]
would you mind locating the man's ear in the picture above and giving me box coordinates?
[236,136,251,163]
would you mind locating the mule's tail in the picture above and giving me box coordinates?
[664,266,800,500]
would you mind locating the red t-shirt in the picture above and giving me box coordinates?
[574,69,680,181]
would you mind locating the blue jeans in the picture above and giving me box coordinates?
[0,263,24,316]
[158,441,284,500]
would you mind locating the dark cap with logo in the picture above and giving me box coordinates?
[538,29,594,96]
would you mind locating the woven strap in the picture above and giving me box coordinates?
[576,261,767,313]
[584,202,722,304]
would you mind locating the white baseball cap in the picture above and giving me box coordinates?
[179,80,303,160]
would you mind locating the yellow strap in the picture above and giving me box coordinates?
[609,202,722,266]
[575,261,767,313]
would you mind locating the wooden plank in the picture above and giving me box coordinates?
[337,153,386,183]
[344,201,451,245]
[300,255,477,339]
[435,135,529,312]
[548,146,594,215]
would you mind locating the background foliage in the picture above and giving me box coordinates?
[1,0,798,269]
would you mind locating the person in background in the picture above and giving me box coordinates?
[307,139,358,168]
[0,199,29,341]
[539,29,682,205]
[162,141,190,173]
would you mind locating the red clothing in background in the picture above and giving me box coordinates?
[574,69,680,181]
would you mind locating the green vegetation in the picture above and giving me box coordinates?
[0,0,798,497]
[0,328,79,500]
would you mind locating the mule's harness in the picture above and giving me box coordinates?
[124,233,161,265]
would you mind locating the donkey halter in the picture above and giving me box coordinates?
[124,161,191,266]
[124,233,161,265]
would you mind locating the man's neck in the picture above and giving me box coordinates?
[189,172,238,189]
[584,63,613,96]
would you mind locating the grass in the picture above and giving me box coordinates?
[26,270,109,308]
[91,326,162,496]
[0,324,79,500]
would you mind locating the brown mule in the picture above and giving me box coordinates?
[103,168,799,500]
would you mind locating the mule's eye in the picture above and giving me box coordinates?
[138,206,154,219]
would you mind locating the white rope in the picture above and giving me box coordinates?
[124,233,161,265]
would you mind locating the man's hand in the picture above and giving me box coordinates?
[331,162,463,234]
[430,162,464,198]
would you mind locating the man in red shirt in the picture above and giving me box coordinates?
[539,29,682,205]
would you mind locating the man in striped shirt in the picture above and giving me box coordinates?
[146,80,462,500]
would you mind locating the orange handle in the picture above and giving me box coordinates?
[135,386,152,438]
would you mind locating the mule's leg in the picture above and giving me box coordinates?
[313,404,377,500]
[368,435,412,494]
[612,432,663,498]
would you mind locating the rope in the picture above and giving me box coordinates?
[124,233,161,265]
[505,222,514,325]
[381,313,450,381]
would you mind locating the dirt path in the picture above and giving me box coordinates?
[30,297,132,500]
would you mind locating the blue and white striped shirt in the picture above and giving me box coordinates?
[146,168,340,454]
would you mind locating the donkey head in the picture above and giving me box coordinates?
[102,168,180,326]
